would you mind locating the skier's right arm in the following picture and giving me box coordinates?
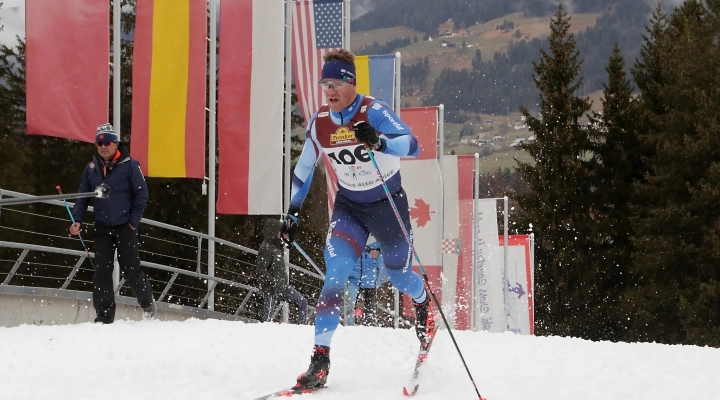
[288,121,323,212]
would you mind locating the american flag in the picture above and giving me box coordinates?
[292,0,345,217]
[292,0,344,121]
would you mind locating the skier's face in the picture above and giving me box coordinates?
[370,249,380,259]
[321,79,357,112]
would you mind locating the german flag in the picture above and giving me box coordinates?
[131,0,206,178]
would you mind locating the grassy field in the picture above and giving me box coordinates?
[444,146,535,173]
[477,149,534,173]
[351,26,425,51]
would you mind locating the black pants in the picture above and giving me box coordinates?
[93,224,154,323]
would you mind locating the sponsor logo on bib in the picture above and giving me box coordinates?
[330,127,357,145]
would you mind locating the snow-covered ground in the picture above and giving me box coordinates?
[1,318,719,400]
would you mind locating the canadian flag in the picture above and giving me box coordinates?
[399,107,444,315]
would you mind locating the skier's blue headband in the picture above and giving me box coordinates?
[320,59,356,84]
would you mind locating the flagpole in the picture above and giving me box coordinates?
[284,1,292,214]
[282,0,294,324]
[207,0,218,311]
[112,0,121,293]
[394,52,401,116]
[344,0,350,49]
[113,0,120,137]
[503,195,509,332]
[438,104,445,253]
[472,153,480,331]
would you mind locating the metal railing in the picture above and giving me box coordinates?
[0,188,321,322]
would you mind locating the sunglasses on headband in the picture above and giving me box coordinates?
[365,246,381,254]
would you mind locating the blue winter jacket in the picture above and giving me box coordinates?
[72,143,149,228]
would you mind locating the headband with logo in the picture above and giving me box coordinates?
[321,59,356,84]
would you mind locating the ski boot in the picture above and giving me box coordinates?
[413,295,438,350]
[293,345,330,389]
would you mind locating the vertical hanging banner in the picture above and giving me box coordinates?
[131,0,206,178]
[216,0,284,215]
[25,0,108,142]
[399,107,443,317]
[441,155,475,329]
[500,234,534,335]
[291,0,344,121]
[475,198,505,332]
[292,0,345,217]
[355,54,396,109]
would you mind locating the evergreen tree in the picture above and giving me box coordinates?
[472,49,482,70]
[515,4,597,339]
[586,43,642,340]
[628,0,720,346]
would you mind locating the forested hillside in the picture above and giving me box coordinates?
[353,0,624,35]
[353,0,679,119]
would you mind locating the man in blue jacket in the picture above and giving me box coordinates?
[69,123,155,324]
[344,241,389,326]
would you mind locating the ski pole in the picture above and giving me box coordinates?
[292,241,325,278]
[366,148,484,400]
[0,184,110,206]
[57,185,96,270]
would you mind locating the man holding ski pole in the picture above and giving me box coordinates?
[69,123,155,324]
[281,48,438,390]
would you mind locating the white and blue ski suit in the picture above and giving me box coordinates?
[290,94,426,346]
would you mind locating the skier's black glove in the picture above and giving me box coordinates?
[281,206,300,245]
[353,121,386,152]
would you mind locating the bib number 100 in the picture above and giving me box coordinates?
[327,145,370,165]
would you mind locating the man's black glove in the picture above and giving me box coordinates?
[353,121,386,152]
[281,207,300,245]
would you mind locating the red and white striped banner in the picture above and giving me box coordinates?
[216,0,284,214]
[441,155,475,329]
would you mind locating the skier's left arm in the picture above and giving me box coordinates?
[366,101,419,158]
